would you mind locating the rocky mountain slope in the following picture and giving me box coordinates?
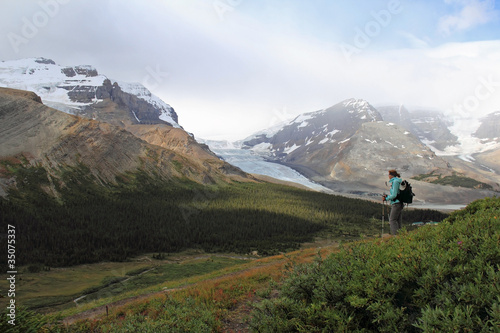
[243,99,383,176]
[470,111,500,175]
[0,87,249,196]
[0,58,251,185]
[0,58,179,128]
[377,105,459,151]
[242,99,451,179]
[237,98,499,203]
[474,111,500,144]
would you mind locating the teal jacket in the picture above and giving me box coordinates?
[386,177,402,205]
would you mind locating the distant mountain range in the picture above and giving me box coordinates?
[234,98,500,203]
[1,58,498,204]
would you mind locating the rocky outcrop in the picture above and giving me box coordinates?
[377,105,458,151]
[94,79,178,125]
[474,111,500,142]
[34,58,55,65]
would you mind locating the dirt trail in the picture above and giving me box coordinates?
[61,259,282,327]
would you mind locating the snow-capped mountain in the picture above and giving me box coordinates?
[377,105,459,151]
[212,98,500,203]
[242,99,383,174]
[0,58,255,188]
[0,57,179,128]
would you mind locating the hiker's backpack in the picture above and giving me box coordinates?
[397,180,415,204]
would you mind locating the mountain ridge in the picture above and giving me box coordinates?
[218,98,500,203]
[0,87,251,196]
[0,57,179,128]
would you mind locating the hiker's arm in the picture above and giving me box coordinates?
[385,181,398,201]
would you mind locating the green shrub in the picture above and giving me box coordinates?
[251,197,500,332]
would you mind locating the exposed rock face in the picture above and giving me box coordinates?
[377,105,459,151]
[243,99,384,175]
[0,58,179,128]
[34,58,55,65]
[0,88,251,195]
[474,111,500,142]
[92,79,179,125]
[328,122,450,182]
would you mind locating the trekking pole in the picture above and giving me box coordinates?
[381,194,386,238]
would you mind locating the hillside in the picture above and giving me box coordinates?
[0,87,249,196]
[3,197,497,332]
[252,197,500,332]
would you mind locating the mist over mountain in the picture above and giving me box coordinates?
[376,105,459,151]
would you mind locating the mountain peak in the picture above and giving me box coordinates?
[0,57,180,128]
[342,98,369,108]
[34,57,56,65]
[340,98,380,121]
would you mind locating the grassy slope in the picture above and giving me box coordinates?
[252,197,500,332]
[0,163,451,332]
[7,197,494,332]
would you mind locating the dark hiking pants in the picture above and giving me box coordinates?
[389,202,403,235]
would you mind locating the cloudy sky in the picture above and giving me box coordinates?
[1,0,500,140]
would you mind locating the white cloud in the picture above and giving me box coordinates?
[438,0,498,36]
[1,1,499,141]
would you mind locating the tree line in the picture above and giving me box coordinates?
[0,164,448,268]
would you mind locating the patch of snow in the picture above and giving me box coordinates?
[325,129,340,137]
[459,155,475,162]
[252,142,273,154]
[284,144,300,154]
[339,138,350,144]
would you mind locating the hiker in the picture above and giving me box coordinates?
[382,169,403,235]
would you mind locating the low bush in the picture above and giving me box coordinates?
[251,197,500,332]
